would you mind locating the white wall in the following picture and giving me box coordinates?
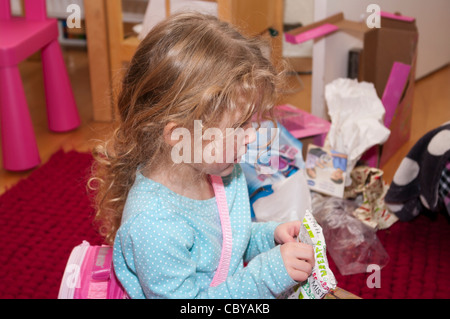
[314,0,450,79]
[310,0,450,119]
[283,0,315,57]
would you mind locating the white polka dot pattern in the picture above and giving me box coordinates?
[113,164,297,298]
[393,157,420,186]
[427,130,450,156]
[385,123,450,222]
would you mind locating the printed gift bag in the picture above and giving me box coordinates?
[240,121,305,218]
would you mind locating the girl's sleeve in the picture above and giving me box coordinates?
[117,214,296,299]
[243,221,281,262]
[210,245,297,298]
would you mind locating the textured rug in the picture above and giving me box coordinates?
[0,150,449,299]
[0,150,102,299]
[328,211,450,299]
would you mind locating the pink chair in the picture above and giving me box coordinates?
[0,0,80,171]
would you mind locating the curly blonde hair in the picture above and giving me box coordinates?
[89,12,287,245]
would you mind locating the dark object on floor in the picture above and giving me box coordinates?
[385,123,450,221]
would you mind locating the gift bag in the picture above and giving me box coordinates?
[241,121,305,218]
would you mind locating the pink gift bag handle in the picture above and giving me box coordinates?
[209,175,233,287]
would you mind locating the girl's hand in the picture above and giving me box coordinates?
[275,221,315,282]
[280,242,315,282]
[274,221,302,245]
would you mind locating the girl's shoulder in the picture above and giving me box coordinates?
[116,202,196,254]
[120,172,176,223]
[118,186,195,245]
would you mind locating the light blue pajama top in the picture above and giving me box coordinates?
[112,164,297,299]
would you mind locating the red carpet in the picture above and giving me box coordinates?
[328,212,450,299]
[0,151,103,299]
[0,150,449,299]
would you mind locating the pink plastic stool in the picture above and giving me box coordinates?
[0,0,80,171]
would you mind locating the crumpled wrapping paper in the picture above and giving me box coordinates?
[325,78,391,186]
[344,166,398,229]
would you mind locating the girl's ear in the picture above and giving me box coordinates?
[163,121,180,146]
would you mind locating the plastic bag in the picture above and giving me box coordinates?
[252,170,311,223]
[311,194,390,276]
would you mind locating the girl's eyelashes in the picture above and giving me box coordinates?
[233,119,251,129]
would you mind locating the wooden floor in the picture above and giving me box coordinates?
[1,47,449,195]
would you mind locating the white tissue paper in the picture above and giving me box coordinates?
[325,78,391,186]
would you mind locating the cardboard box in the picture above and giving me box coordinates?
[285,12,418,167]
[361,12,418,98]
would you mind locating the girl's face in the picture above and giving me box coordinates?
[191,111,257,177]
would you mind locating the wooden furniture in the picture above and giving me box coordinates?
[84,0,284,122]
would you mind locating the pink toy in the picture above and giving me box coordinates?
[58,242,128,299]
[0,0,80,171]
[275,104,331,146]
[59,175,232,298]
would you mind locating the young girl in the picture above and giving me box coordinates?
[90,12,314,299]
